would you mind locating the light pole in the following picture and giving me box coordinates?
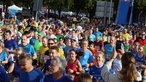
[108,0,112,24]
[129,0,134,25]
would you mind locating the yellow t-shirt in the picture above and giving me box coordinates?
[122,33,130,39]
[39,46,49,56]
[58,48,64,57]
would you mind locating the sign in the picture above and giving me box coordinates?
[95,1,114,17]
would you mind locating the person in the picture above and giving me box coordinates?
[0,65,9,82]
[77,73,92,82]
[101,48,142,82]
[18,53,44,82]
[44,56,72,82]
[39,36,48,65]
[18,34,37,60]
[7,47,24,78]
[4,30,18,62]
[0,41,8,65]
[88,41,98,64]
[79,39,94,72]
[66,49,82,82]
[48,38,64,57]
[43,46,60,74]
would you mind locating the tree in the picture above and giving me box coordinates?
[44,0,73,18]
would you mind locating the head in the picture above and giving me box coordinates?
[34,31,38,39]
[21,35,28,46]
[42,36,48,47]
[16,47,24,56]
[124,29,127,33]
[81,39,89,50]
[138,45,144,53]
[133,41,140,51]
[49,46,60,59]
[59,38,64,45]
[95,51,105,65]
[110,36,116,45]
[71,39,77,47]
[4,30,11,39]
[120,52,138,82]
[89,41,95,50]
[49,56,67,74]
[77,73,92,82]
[19,53,33,72]
[48,39,55,48]
[49,28,53,35]
[65,38,71,46]
[69,49,77,60]
[95,27,99,32]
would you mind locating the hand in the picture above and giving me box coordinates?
[117,49,124,54]
[112,47,117,59]
[86,63,90,68]
[68,69,74,74]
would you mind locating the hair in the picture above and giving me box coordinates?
[44,50,49,56]
[52,56,67,71]
[0,41,4,49]
[18,53,33,62]
[96,51,105,60]
[42,36,48,40]
[17,25,24,31]
[5,30,11,35]
[48,38,55,43]
[16,47,24,55]
[120,52,138,82]
[49,46,59,53]
[77,73,92,82]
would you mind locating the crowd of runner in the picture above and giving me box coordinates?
[0,15,146,82]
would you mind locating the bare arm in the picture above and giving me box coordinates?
[2,58,8,64]
[7,62,15,73]
[33,53,37,59]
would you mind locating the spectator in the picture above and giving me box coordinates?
[101,48,142,82]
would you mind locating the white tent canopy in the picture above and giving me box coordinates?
[8,5,22,11]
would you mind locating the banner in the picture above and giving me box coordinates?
[116,0,130,24]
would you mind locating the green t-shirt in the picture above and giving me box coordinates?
[144,44,146,54]
[56,34,64,41]
[34,40,42,51]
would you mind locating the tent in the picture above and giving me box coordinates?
[8,5,22,11]
[8,5,22,17]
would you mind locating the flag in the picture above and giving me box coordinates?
[116,0,130,24]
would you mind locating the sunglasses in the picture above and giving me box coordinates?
[48,43,54,45]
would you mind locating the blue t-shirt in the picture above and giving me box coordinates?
[0,65,9,82]
[19,68,44,82]
[89,34,96,41]
[13,60,21,77]
[135,54,145,64]
[90,64,104,81]
[44,74,72,82]
[30,37,38,46]
[90,64,115,81]
[4,39,18,50]
[93,31,102,37]
[0,51,8,61]
[79,49,94,67]
[18,44,36,56]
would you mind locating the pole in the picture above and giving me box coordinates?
[104,0,107,25]
[129,0,134,25]
[108,0,112,24]
[35,0,39,21]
